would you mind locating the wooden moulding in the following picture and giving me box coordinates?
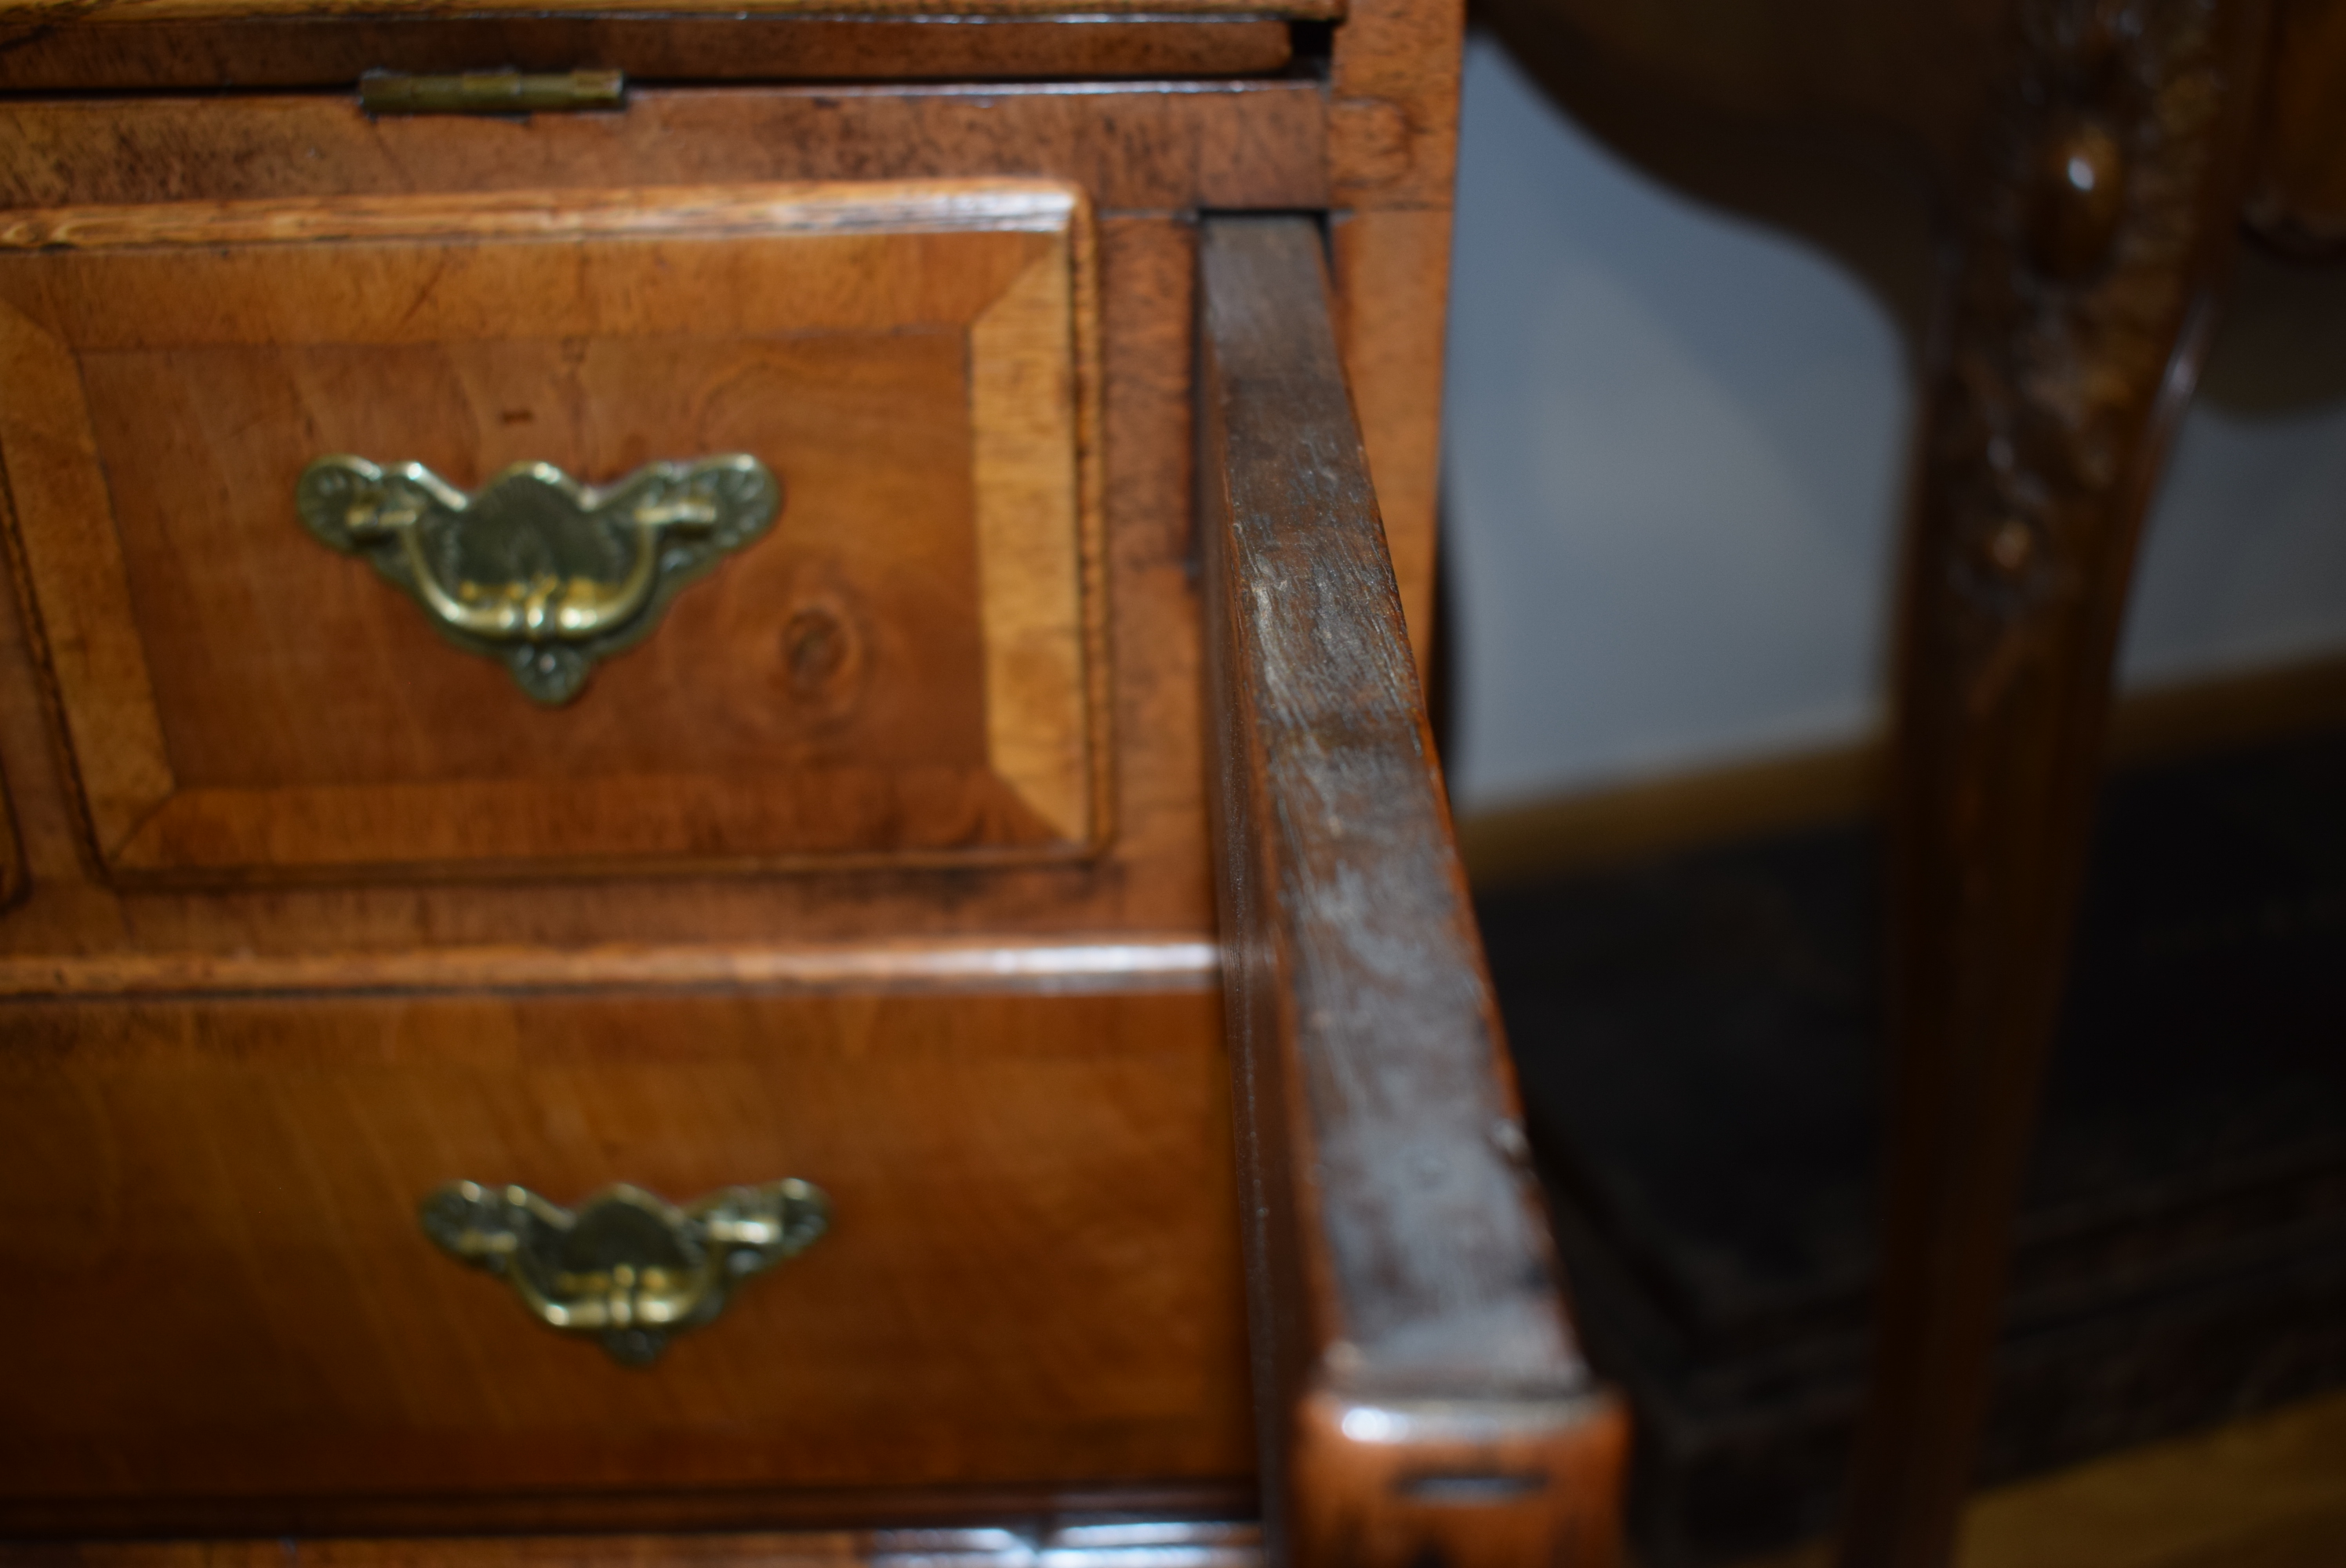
[0,0,1334,19]
[0,754,20,909]
[0,1519,1265,1563]
[1196,215,1625,1568]
[0,180,1107,884]
[0,15,1295,92]
[0,84,1328,215]
[0,933,1218,999]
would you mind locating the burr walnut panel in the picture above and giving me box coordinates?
[0,180,1105,885]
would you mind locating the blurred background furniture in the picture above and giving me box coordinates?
[1453,2,2346,1566]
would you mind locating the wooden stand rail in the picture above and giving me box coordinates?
[1197,214,1628,1568]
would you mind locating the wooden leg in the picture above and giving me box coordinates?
[1839,3,2273,1566]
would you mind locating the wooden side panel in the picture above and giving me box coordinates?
[1196,216,1624,1568]
[1326,0,1464,673]
[0,988,1251,1525]
[1845,4,2275,1567]
[1329,208,1452,662]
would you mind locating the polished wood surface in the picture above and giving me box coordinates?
[0,180,1101,881]
[0,85,1326,215]
[0,0,1483,1549]
[0,89,1312,965]
[0,63,1453,670]
[1197,216,1624,1568]
[0,989,1248,1526]
[0,212,1215,974]
[0,933,1216,1000]
[2,1484,1257,1542]
[1325,0,1465,665]
[0,198,1240,1531]
[0,14,1292,91]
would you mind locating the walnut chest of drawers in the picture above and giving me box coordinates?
[0,4,1622,1561]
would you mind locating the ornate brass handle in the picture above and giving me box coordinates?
[296,454,781,703]
[419,1178,829,1366]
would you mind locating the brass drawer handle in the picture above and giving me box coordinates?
[296,455,781,703]
[419,1178,829,1366]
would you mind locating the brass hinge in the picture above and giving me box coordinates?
[359,67,625,116]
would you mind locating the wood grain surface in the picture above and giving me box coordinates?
[0,14,1294,91]
[0,1484,1257,1544]
[1197,216,1624,1568]
[0,934,1218,1000]
[1329,208,1452,661]
[0,210,1218,974]
[0,180,1102,881]
[1324,0,1464,672]
[0,2,1489,1548]
[0,85,1326,216]
[0,988,1250,1526]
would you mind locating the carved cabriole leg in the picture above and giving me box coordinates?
[1840,4,2272,1568]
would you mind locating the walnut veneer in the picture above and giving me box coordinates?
[0,0,1621,1562]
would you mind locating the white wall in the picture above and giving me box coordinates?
[1442,31,2346,814]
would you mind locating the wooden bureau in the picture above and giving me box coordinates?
[0,4,1622,1561]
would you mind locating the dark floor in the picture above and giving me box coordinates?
[1478,725,2346,1565]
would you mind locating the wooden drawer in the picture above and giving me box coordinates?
[0,988,1250,1526]
[0,180,1102,884]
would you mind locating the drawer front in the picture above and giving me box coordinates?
[0,988,1249,1515]
[0,180,1104,884]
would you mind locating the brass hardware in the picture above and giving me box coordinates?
[296,455,781,702]
[361,68,625,117]
[419,1178,830,1366]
